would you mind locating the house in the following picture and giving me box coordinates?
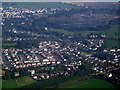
[117,49,120,52]
[107,73,112,78]
[110,49,116,52]
[46,75,50,79]
[15,72,19,76]
[33,76,38,79]
[45,27,48,31]
[28,70,35,75]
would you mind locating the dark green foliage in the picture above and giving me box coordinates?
[3,70,12,80]
[93,52,115,60]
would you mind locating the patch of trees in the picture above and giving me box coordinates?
[92,52,115,60]
[107,69,120,87]
[15,40,40,49]
[31,17,63,29]
[64,24,110,32]
[2,68,30,80]
[21,62,93,88]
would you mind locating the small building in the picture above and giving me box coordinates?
[15,72,19,76]
[107,73,112,78]
[45,27,48,31]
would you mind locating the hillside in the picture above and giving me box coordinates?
[65,2,118,9]
[2,2,80,9]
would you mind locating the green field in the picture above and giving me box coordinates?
[78,25,120,48]
[79,30,102,37]
[2,76,35,88]
[3,2,80,9]
[105,40,120,48]
[2,43,17,48]
[79,24,120,38]
[104,25,120,48]
[105,25,120,39]
[80,52,91,56]
[0,81,2,90]
[3,43,16,47]
[49,28,75,35]
[62,79,116,88]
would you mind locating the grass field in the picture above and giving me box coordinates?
[79,24,120,38]
[62,79,116,88]
[3,2,80,9]
[78,24,120,48]
[105,25,120,39]
[3,43,16,47]
[0,69,5,75]
[2,43,17,49]
[2,76,35,88]
[104,24,120,48]
[105,40,120,48]
[49,28,75,35]
[79,30,101,37]
[0,81,2,90]
[80,52,91,56]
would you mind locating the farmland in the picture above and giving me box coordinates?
[0,83,1,90]
[105,39,120,48]
[105,25,120,39]
[49,24,120,48]
[3,43,17,47]
[2,43,17,49]
[2,76,35,88]
[49,28,74,35]
[79,24,120,38]
[62,79,116,88]
[79,30,102,37]
[104,24,120,48]
[76,24,120,48]
[2,2,80,9]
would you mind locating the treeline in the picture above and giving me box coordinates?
[92,52,115,60]
[3,68,30,80]
[64,24,110,32]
